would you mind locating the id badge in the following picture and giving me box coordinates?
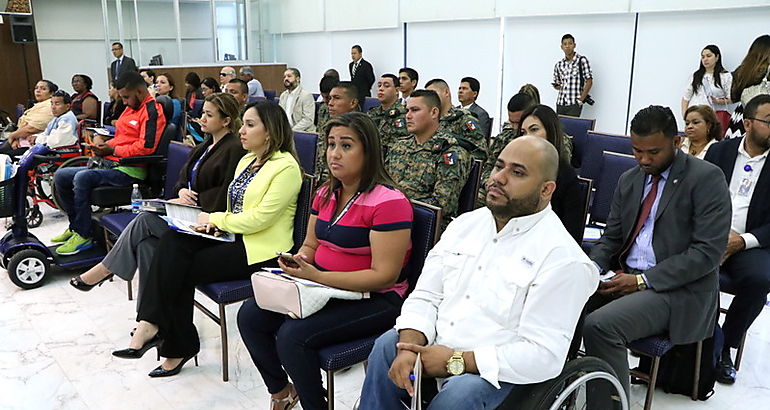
[738,178,753,196]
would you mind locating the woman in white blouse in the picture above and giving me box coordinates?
[681,105,721,159]
[681,45,732,118]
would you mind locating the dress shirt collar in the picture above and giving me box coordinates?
[494,203,552,239]
[738,136,770,160]
[645,166,671,185]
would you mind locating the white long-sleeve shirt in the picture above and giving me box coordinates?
[395,205,598,388]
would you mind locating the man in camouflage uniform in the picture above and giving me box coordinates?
[476,92,538,208]
[315,75,339,130]
[426,78,487,162]
[386,89,470,231]
[316,82,359,180]
[367,74,408,158]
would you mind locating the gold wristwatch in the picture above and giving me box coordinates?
[446,351,465,376]
[636,274,647,291]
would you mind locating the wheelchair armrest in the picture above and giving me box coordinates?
[117,155,165,165]
[32,154,63,163]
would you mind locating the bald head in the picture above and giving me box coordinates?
[486,135,558,225]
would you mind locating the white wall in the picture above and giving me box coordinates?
[630,8,770,131]
[503,13,636,135]
[406,19,500,117]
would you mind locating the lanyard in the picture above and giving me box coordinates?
[328,190,361,230]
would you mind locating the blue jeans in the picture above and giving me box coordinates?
[53,167,140,237]
[359,329,514,410]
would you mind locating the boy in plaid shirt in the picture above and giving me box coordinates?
[552,34,593,117]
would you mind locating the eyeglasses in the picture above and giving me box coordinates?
[747,117,770,126]
[219,73,228,77]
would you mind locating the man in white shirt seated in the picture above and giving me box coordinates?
[358,136,599,409]
[35,90,79,148]
[239,66,265,99]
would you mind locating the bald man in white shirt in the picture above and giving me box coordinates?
[359,136,599,409]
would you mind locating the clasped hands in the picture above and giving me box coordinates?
[388,343,454,397]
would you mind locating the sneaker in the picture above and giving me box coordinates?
[55,232,93,255]
[51,228,74,243]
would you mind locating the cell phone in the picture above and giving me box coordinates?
[276,251,299,266]
[600,272,616,282]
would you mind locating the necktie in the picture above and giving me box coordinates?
[619,174,661,267]
[115,59,121,80]
[352,61,359,78]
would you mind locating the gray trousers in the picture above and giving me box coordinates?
[583,289,671,408]
[101,212,170,305]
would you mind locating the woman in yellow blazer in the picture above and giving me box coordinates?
[112,101,302,377]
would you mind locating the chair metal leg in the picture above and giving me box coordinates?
[327,369,335,410]
[219,303,229,382]
[692,340,703,401]
[735,331,747,371]
[644,356,660,410]
[126,279,133,301]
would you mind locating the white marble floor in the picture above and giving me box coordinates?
[1,205,769,410]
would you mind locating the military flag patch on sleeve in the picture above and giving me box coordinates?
[465,120,478,131]
[443,152,458,165]
[394,118,405,128]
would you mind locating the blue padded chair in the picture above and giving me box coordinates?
[628,336,703,410]
[559,115,596,169]
[15,104,24,122]
[193,175,316,381]
[293,131,319,176]
[574,176,593,245]
[457,159,482,216]
[579,131,633,182]
[264,90,276,101]
[318,200,442,409]
[363,97,381,113]
[190,99,204,120]
[718,274,748,370]
[312,93,320,100]
[99,141,193,300]
[247,96,266,104]
[101,101,112,125]
[582,151,636,253]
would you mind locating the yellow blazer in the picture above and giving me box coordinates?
[209,150,301,265]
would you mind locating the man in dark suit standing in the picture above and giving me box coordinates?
[704,94,770,385]
[457,76,491,138]
[583,105,732,407]
[110,42,138,82]
[349,45,375,103]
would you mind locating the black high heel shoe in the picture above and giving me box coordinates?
[148,355,198,378]
[69,273,114,292]
[112,334,163,359]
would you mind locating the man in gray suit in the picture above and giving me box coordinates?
[110,42,137,82]
[583,105,732,407]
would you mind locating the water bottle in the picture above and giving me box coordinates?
[131,184,142,213]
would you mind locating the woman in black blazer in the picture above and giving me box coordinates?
[518,104,585,242]
[69,92,246,293]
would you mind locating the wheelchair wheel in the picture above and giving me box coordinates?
[7,249,50,289]
[26,202,43,228]
[512,356,627,410]
[49,156,90,211]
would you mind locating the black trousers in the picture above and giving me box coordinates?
[136,230,276,358]
[721,248,770,348]
[237,291,403,410]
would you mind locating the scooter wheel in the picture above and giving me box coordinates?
[7,249,50,289]
[27,206,43,228]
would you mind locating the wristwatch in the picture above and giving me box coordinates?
[635,274,647,291]
[446,351,465,376]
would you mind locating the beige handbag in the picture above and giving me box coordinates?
[251,269,368,319]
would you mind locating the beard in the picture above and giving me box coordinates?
[750,131,770,152]
[485,182,542,221]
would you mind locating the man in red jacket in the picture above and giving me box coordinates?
[52,71,166,255]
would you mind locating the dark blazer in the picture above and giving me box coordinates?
[463,102,491,139]
[349,58,375,99]
[174,132,246,212]
[110,56,138,81]
[705,137,770,247]
[590,151,732,344]
[552,159,584,243]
